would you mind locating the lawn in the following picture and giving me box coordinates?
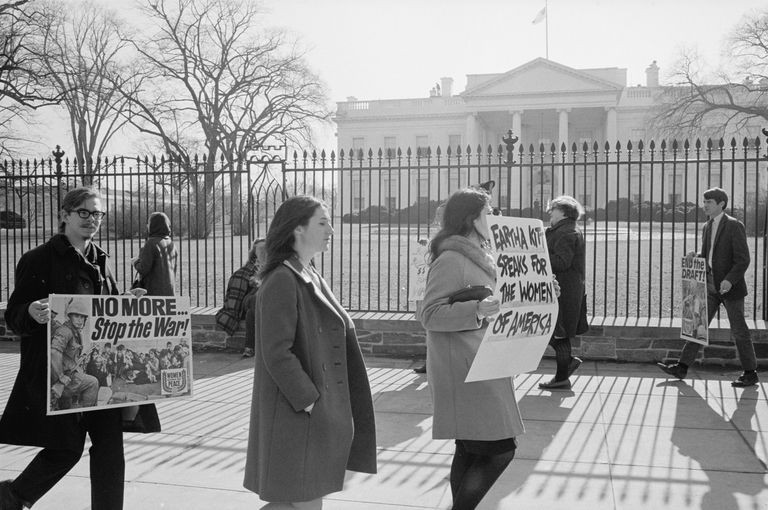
[2,221,766,320]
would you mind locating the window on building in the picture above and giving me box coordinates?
[416,136,429,158]
[630,128,646,144]
[384,136,397,159]
[630,174,642,204]
[352,137,365,160]
[416,173,430,203]
[351,175,367,211]
[448,173,460,192]
[448,134,462,153]
[667,174,683,204]
[382,174,399,210]
[577,174,593,208]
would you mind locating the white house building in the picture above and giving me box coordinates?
[332,58,765,214]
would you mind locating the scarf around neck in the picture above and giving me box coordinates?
[436,235,496,280]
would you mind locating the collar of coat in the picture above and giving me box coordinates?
[546,217,577,234]
[282,257,347,326]
[437,235,496,280]
[50,233,108,266]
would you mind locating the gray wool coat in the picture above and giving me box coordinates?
[417,235,525,441]
[243,258,377,502]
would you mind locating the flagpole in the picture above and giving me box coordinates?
[545,0,549,59]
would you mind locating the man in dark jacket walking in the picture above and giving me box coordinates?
[657,187,758,387]
[0,187,160,510]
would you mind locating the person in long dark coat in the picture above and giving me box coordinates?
[0,187,160,510]
[539,195,589,390]
[132,211,178,296]
[243,195,377,509]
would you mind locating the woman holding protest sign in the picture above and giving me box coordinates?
[0,186,160,510]
[538,195,588,390]
[416,187,523,510]
[243,195,376,509]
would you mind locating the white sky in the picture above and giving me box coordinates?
[20,0,768,156]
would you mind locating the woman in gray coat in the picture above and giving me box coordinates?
[417,188,524,510]
[243,195,377,509]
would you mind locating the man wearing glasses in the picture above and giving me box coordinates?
[0,186,160,510]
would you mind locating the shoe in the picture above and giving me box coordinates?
[242,348,255,358]
[731,371,758,387]
[656,362,687,380]
[413,364,427,374]
[538,377,572,390]
[0,480,23,510]
[566,357,582,378]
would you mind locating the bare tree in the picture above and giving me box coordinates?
[652,10,768,139]
[123,0,329,192]
[33,0,137,177]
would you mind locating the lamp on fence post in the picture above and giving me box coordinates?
[52,145,65,213]
[502,129,518,216]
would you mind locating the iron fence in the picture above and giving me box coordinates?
[0,148,284,307]
[2,132,767,321]
[284,133,768,320]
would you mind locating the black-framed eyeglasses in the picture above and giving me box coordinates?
[72,209,106,220]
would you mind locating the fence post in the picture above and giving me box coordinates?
[762,128,768,321]
[52,145,65,213]
[502,129,518,215]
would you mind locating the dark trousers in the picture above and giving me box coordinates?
[11,408,125,510]
[680,275,756,371]
[245,302,256,350]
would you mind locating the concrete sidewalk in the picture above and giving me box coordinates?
[1,341,767,510]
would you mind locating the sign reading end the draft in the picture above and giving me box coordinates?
[46,294,193,415]
[680,256,709,346]
[465,216,559,382]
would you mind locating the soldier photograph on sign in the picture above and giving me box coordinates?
[47,294,193,415]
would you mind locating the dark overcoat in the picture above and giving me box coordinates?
[699,213,750,299]
[546,218,588,337]
[0,234,160,450]
[243,258,377,502]
[133,212,178,296]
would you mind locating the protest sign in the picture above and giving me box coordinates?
[465,216,559,382]
[47,294,193,415]
[680,256,709,345]
[408,239,430,304]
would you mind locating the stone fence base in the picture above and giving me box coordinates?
[2,307,767,368]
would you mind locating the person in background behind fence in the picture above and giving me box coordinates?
[538,195,588,390]
[657,187,758,387]
[132,212,178,297]
[0,186,160,510]
[417,188,523,510]
[243,195,376,509]
[216,238,266,357]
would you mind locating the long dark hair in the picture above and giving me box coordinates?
[260,195,326,277]
[429,188,490,261]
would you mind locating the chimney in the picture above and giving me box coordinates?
[440,77,453,97]
[346,96,358,102]
[645,61,659,88]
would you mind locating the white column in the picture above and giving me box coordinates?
[557,108,570,152]
[465,113,480,152]
[511,111,523,143]
[605,107,617,145]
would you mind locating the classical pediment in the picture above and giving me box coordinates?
[462,58,625,97]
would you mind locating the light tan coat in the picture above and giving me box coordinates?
[417,235,525,440]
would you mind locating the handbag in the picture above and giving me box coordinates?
[448,285,493,304]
